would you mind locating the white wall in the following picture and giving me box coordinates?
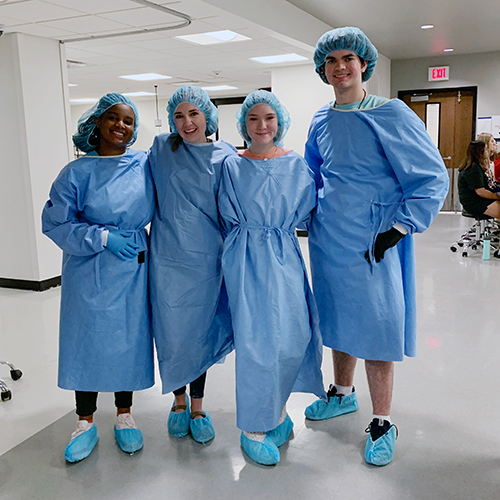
[391,51,500,117]
[0,33,71,282]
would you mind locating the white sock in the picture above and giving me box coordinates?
[334,384,353,396]
[243,431,266,442]
[278,405,287,424]
[372,414,391,425]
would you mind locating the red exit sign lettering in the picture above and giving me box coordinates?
[428,66,449,81]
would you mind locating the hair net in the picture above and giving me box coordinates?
[167,85,218,136]
[72,93,139,152]
[236,90,291,147]
[314,27,378,84]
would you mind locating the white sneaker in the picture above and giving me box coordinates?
[71,420,94,440]
[115,413,139,430]
[243,431,266,442]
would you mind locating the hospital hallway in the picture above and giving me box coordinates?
[1,212,499,500]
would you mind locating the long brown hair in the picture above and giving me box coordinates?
[458,140,487,172]
[169,133,183,152]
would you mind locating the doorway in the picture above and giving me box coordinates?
[399,87,477,211]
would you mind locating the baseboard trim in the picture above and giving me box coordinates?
[0,276,61,292]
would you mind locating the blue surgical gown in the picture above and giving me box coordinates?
[41,149,155,392]
[305,98,449,361]
[219,152,326,432]
[148,134,236,394]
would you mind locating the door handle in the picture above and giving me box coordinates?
[442,156,452,160]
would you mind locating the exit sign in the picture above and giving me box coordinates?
[428,66,449,81]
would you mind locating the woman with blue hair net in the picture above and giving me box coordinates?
[148,85,236,444]
[303,27,449,466]
[218,90,325,465]
[42,93,155,462]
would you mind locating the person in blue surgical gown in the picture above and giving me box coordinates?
[148,86,236,444]
[302,27,449,466]
[218,90,325,466]
[42,93,155,463]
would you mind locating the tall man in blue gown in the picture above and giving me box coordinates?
[303,27,449,466]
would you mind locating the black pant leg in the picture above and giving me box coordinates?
[75,391,98,417]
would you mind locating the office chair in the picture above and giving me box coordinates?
[0,361,23,401]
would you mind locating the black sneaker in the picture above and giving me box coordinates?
[365,418,397,441]
[326,384,355,401]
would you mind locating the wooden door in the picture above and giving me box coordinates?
[399,88,476,211]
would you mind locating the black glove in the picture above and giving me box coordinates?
[365,227,405,263]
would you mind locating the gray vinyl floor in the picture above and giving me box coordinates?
[1,213,500,500]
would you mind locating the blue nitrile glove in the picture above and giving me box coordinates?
[106,231,139,261]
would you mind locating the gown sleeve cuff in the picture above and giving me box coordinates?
[102,229,109,247]
[392,222,408,235]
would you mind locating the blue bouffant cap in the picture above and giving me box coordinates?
[236,90,291,147]
[72,93,139,152]
[167,85,218,136]
[314,27,378,84]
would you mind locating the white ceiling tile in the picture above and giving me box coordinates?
[0,0,83,23]
[8,22,76,38]
[0,14,26,27]
[98,6,184,27]
[43,15,131,35]
[44,0,139,15]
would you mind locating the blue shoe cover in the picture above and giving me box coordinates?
[240,432,280,466]
[114,427,144,454]
[189,412,215,444]
[365,424,397,466]
[64,424,99,463]
[168,399,190,438]
[266,414,293,447]
[305,388,359,421]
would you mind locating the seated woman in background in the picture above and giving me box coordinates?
[476,132,500,185]
[458,140,500,218]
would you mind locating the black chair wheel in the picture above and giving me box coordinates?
[457,242,464,247]
[450,246,457,252]
[10,369,22,381]
[462,252,468,257]
[471,245,477,250]
[1,390,12,402]
[494,250,500,259]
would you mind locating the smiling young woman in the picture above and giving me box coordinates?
[42,93,155,463]
[148,86,237,446]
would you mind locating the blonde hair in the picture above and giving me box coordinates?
[477,133,496,159]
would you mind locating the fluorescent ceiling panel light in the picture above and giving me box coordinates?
[249,53,308,64]
[201,85,238,91]
[68,83,78,87]
[443,48,454,52]
[119,73,171,81]
[420,24,434,29]
[176,30,251,45]
[123,91,155,97]
[70,98,98,103]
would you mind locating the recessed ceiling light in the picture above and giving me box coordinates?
[176,30,251,45]
[250,53,308,64]
[119,73,171,81]
[70,98,98,103]
[122,91,156,97]
[443,48,454,52]
[68,83,78,87]
[201,85,238,91]
[420,24,434,29]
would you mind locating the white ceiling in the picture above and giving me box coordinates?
[1,0,499,101]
